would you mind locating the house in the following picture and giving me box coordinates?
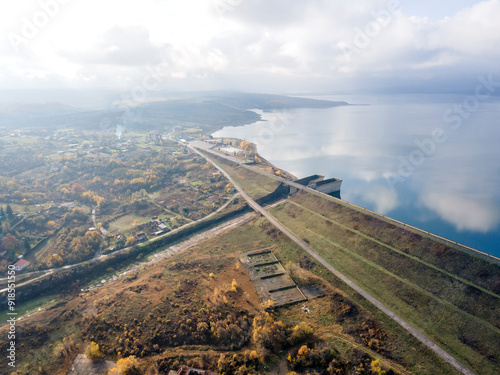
[13,259,29,271]
[59,202,75,209]
[135,232,147,241]
[168,366,217,375]
[157,223,167,231]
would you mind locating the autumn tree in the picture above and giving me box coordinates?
[108,356,141,375]
[252,312,287,352]
[85,341,102,361]
[71,183,86,194]
[231,279,239,292]
[1,221,11,234]
[289,322,313,345]
[1,233,18,252]
[371,359,387,375]
[240,141,255,158]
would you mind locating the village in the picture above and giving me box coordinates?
[0,127,237,274]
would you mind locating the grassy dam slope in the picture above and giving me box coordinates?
[206,150,500,375]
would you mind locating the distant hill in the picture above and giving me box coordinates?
[194,91,348,111]
[0,91,349,132]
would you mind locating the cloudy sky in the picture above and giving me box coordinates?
[1,0,499,93]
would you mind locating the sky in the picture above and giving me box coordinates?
[0,0,499,94]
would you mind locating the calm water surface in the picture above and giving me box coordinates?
[213,94,500,257]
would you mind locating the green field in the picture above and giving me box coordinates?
[201,152,281,200]
[107,213,152,232]
[268,193,500,375]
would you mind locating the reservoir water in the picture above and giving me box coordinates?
[213,94,500,257]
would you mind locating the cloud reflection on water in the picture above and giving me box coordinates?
[213,96,500,244]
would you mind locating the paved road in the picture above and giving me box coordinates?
[195,147,475,375]
[192,140,500,264]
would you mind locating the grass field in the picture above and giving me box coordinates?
[268,194,500,375]
[191,217,461,374]
[107,213,151,232]
[198,150,281,200]
[0,295,61,325]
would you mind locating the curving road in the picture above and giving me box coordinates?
[194,146,476,375]
[191,140,499,265]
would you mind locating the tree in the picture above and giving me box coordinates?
[289,322,313,345]
[371,359,386,375]
[85,341,101,361]
[126,236,136,246]
[23,238,31,251]
[108,356,141,375]
[240,141,255,158]
[1,234,18,252]
[231,279,239,292]
[6,205,13,219]
[71,183,85,194]
[2,221,11,234]
[252,312,287,352]
[297,345,309,357]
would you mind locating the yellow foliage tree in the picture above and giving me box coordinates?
[371,359,386,375]
[107,355,140,375]
[85,341,101,361]
[297,345,309,357]
[231,279,238,292]
[262,299,274,309]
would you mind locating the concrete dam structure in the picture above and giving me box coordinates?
[292,174,342,196]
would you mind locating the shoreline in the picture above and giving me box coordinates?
[205,136,500,264]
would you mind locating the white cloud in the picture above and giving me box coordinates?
[343,184,399,215]
[422,192,500,232]
[0,0,498,91]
